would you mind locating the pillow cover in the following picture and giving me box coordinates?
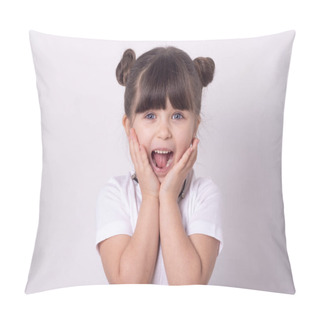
[26,30,295,294]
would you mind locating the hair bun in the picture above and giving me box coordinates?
[116,49,136,86]
[193,57,215,87]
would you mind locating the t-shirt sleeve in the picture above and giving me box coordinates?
[186,178,223,254]
[95,177,133,248]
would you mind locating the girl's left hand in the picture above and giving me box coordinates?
[159,138,199,201]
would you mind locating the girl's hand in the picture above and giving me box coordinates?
[129,128,160,199]
[159,138,199,201]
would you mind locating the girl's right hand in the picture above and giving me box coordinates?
[129,128,160,199]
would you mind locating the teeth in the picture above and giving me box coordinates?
[154,150,171,154]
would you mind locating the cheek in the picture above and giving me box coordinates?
[182,130,194,146]
[133,126,149,147]
[175,137,193,158]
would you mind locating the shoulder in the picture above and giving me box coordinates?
[95,173,134,246]
[95,172,135,220]
[97,172,134,201]
[97,172,135,203]
[184,172,223,251]
[186,172,221,212]
[189,172,220,199]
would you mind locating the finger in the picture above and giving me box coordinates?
[130,128,144,163]
[129,141,138,170]
[129,129,139,167]
[177,138,199,171]
[132,128,142,152]
[139,144,151,168]
[130,129,151,173]
[130,128,140,146]
[188,138,199,165]
[190,138,199,159]
[190,137,199,150]
[185,138,199,160]
[176,146,194,170]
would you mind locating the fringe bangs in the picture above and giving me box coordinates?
[134,53,196,114]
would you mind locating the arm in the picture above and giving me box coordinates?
[99,194,159,284]
[159,139,220,285]
[99,128,160,284]
[159,197,219,285]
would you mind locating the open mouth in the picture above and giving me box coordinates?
[151,149,174,170]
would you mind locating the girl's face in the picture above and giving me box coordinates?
[123,100,200,183]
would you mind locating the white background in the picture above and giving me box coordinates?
[1,0,319,319]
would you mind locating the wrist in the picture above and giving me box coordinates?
[142,192,160,203]
[159,191,178,204]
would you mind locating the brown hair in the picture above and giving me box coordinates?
[116,46,215,120]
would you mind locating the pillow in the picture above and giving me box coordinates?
[26,30,295,294]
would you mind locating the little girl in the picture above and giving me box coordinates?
[96,46,223,285]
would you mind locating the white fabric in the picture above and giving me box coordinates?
[95,170,223,284]
[26,30,296,294]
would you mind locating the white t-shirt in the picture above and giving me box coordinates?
[95,169,223,285]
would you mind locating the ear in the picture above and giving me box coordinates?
[122,114,131,137]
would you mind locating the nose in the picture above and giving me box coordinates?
[157,119,172,140]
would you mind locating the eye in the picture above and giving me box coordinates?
[172,113,183,120]
[145,113,156,120]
